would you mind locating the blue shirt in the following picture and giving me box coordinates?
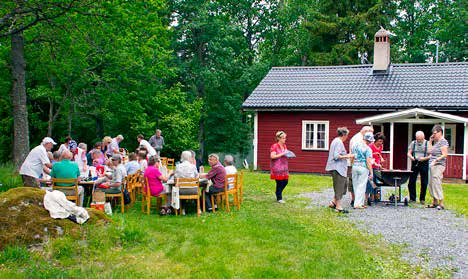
[352,141,372,168]
[125,160,141,175]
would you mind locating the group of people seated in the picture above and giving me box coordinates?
[19,131,238,215]
[144,152,237,215]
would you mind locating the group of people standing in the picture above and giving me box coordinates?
[325,124,449,212]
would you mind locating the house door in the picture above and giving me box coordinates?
[393,123,408,169]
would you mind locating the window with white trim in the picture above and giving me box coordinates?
[302,121,329,150]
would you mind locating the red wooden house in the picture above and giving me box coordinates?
[243,28,468,180]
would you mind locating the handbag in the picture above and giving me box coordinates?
[123,189,131,205]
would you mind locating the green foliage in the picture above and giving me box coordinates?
[0,1,465,163]
[0,163,23,192]
[0,245,30,264]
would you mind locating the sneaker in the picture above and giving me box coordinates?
[277,200,286,204]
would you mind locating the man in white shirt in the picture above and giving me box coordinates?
[224,155,237,190]
[107,135,124,156]
[137,134,157,157]
[347,126,373,206]
[19,137,57,187]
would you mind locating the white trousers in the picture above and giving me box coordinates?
[352,165,369,207]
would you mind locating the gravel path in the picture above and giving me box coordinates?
[301,188,467,278]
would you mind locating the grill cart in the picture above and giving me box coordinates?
[377,169,413,207]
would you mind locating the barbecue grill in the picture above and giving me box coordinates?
[377,169,412,207]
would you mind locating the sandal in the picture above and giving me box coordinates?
[335,208,349,213]
[426,204,438,208]
[353,206,367,209]
[159,208,167,215]
[329,201,337,209]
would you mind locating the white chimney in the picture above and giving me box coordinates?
[373,27,391,73]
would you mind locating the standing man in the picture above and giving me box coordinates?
[108,135,124,157]
[50,150,84,206]
[348,126,373,207]
[137,134,156,157]
[19,137,57,188]
[200,153,226,211]
[149,129,164,156]
[407,131,430,204]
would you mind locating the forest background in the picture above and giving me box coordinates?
[0,0,466,168]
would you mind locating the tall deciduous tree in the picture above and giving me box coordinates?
[0,0,98,169]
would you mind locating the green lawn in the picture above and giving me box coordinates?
[1,169,466,278]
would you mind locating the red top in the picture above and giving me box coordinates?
[369,143,383,168]
[270,143,289,180]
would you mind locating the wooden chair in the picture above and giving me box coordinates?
[211,173,240,213]
[125,171,141,208]
[174,177,201,217]
[166,158,175,170]
[92,180,125,213]
[141,177,166,215]
[132,170,144,202]
[104,188,125,214]
[52,178,80,206]
[160,157,168,167]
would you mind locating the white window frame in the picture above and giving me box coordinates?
[444,124,456,154]
[301,120,329,151]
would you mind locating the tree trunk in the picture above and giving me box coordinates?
[47,97,54,137]
[10,31,30,170]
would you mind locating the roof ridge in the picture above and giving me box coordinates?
[271,62,468,70]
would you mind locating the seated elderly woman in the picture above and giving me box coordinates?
[144,155,173,215]
[171,150,199,215]
[175,151,199,179]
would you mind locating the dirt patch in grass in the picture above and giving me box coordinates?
[0,187,110,250]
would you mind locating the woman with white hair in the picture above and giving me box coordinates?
[174,150,199,180]
[351,132,374,209]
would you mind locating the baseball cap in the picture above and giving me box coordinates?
[364,132,375,142]
[42,137,57,145]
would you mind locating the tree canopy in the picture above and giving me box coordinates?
[0,0,465,165]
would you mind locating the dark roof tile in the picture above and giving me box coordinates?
[243,63,468,110]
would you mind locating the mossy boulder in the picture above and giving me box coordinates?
[0,187,110,250]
